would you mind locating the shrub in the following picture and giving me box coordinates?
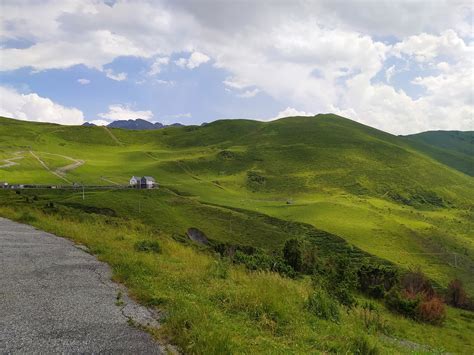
[282,238,303,272]
[417,296,446,325]
[233,250,296,278]
[357,263,398,298]
[307,289,340,322]
[134,240,161,253]
[318,256,358,307]
[400,268,434,299]
[385,288,419,319]
[446,279,467,308]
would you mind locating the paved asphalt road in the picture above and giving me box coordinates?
[0,217,162,354]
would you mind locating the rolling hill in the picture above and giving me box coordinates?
[0,114,473,294]
[402,130,474,176]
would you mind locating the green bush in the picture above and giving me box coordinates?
[233,250,296,278]
[316,256,358,307]
[385,288,419,319]
[357,263,398,298]
[306,289,340,322]
[134,240,161,253]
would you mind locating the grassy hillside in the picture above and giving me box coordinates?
[1,190,473,353]
[402,131,474,176]
[1,114,474,352]
[1,114,473,294]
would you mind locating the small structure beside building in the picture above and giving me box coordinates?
[129,176,157,189]
[1,182,8,189]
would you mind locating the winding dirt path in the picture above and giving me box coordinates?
[0,151,24,168]
[29,150,71,183]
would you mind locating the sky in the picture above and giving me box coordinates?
[0,0,472,135]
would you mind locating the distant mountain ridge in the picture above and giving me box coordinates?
[82,118,184,130]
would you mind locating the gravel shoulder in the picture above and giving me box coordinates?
[0,217,163,354]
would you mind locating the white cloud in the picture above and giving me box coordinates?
[393,30,470,63]
[104,68,127,81]
[175,51,210,69]
[77,78,90,85]
[238,88,260,98]
[273,107,314,120]
[148,56,169,75]
[223,77,252,90]
[0,86,84,125]
[98,104,153,120]
[0,1,472,133]
[88,119,109,126]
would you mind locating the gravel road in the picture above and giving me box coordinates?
[0,217,162,354]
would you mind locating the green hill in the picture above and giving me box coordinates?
[1,114,474,352]
[1,114,473,293]
[402,130,474,176]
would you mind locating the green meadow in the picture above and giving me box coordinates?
[1,114,473,352]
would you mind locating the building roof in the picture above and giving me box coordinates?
[142,176,155,182]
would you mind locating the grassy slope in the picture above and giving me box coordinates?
[402,130,474,176]
[1,115,474,352]
[1,115,473,293]
[1,191,473,353]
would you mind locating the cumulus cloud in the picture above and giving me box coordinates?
[0,0,472,133]
[77,78,90,85]
[175,51,210,69]
[0,86,84,125]
[98,104,153,120]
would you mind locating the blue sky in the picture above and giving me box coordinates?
[0,0,472,134]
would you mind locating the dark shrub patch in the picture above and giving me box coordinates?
[217,150,236,160]
[385,289,420,319]
[62,203,117,217]
[246,171,266,190]
[358,263,398,298]
[283,238,303,272]
[446,279,467,308]
[134,240,161,253]
[316,256,358,307]
[400,268,434,299]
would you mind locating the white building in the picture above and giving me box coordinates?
[129,176,141,186]
[140,176,156,189]
[129,176,157,189]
